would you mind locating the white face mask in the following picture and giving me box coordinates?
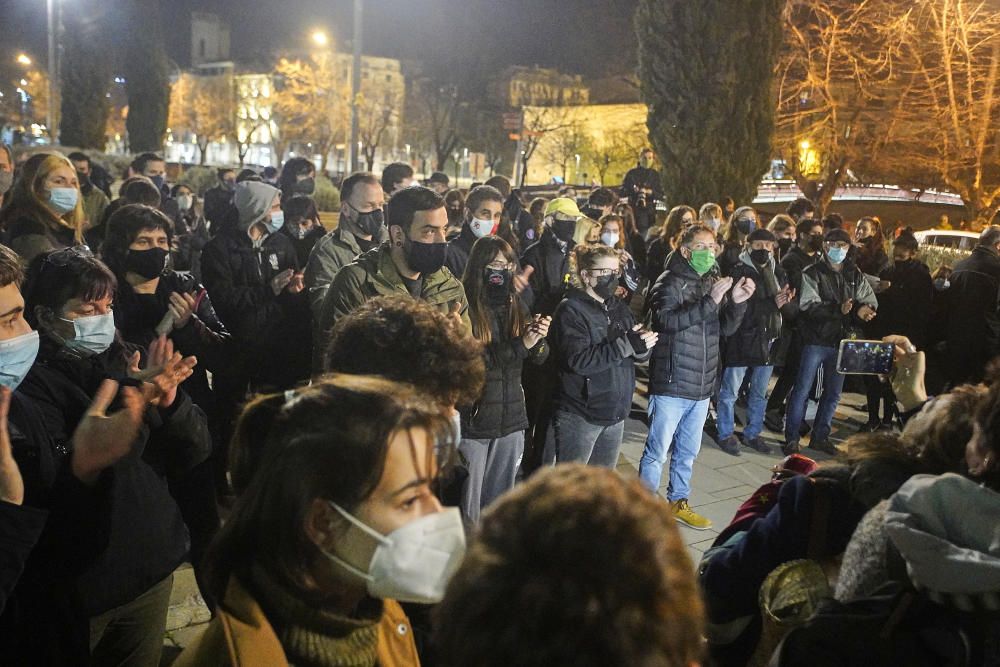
[176,194,193,211]
[468,216,497,239]
[600,232,619,248]
[323,502,466,604]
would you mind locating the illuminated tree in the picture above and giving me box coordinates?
[542,122,590,182]
[357,88,402,172]
[272,53,349,171]
[168,73,234,165]
[519,104,572,186]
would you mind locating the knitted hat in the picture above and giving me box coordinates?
[824,228,852,244]
[235,181,280,230]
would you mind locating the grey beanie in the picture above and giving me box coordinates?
[234,181,280,230]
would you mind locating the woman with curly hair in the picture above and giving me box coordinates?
[644,205,695,284]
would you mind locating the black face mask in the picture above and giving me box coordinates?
[750,248,772,265]
[77,171,93,194]
[778,237,793,255]
[293,177,315,196]
[807,234,824,252]
[551,219,576,244]
[405,239,448,275]
[735,218,756,236]
[483,268,512,306]
[222,180,236,192]
[125,247,168,280]
[592,274,618,300]
[354,208,384,237]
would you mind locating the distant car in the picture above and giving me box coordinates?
[914,230,979,251]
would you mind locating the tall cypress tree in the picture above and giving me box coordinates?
[123,0,170,152]
[60,2,112,149]
[636,0,784,206]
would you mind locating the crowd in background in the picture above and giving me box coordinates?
[0,142,996,666]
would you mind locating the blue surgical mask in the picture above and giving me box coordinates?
[61,312,116,356]
[0,330,39,390]
[265,211,285,234]
[47,187,79,214]
[827,246,848,265]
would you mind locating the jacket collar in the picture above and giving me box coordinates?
[665,248,715,281]
[362,243,453,298]
[334,223,387,254]
[739,248,774,272]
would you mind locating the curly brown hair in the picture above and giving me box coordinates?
[324,295,485,408]
[434,464,705,667]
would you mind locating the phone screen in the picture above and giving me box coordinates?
[837,340,894,375]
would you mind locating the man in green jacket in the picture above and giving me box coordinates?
[317,186,470,367]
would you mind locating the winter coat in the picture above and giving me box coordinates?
[798,258,878,348]
[620,165,663,202]
[520,228,573,316]
[202,184,235,229]
[17,339,212,617]
[503,194,537,250]
[551,288,651,425]
[281,224,326,269]
[855,239,890,278]
[201,226,310,387]
[305,225,388,317]
[780,246,817,296]
[80,187,109,234]
[717,242,743,278]
[646,251,747,400]
[444,225,477,281]
[0,213,78,263]
[722,252,791,368]
[865,259,933,347]
[944,246,1000,384]
[461,305,549,439]
[644,237,670,285]
[318,243,470,361]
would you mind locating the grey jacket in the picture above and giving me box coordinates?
[304,225,388,316]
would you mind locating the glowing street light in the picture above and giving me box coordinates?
[16,53,31,66]
[311,30,329,47]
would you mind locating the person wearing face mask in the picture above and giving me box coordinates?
[170,183,211,278]
[0,152,85,263]
[0,144,14,209]
[202,181,310,396]
[280,196,326,267]
[620,148,663,236]
[716,229,796,456]
[641,225,755,530]
[784,229,878,456]
[278,157,317,204]
[767,213,797,262]
[444,189,465,238]
[458,237,549,522]
[699,202,725,237]
[598,213,641,298]
[546,245,656,468]
[67,152,109,235]
[765,219,827,434]
[320,186,470,346]
[719,206,759,277]
[203,168,238,231]
[445,185,505,280]
[18,246,213,667]
[174,376,465,667]
[129,152,170,200]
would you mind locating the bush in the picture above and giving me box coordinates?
[314,174,341,212]
[177,166,218,196]
[918,245,969,275]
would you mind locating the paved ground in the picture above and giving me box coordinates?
[159,377,874,664]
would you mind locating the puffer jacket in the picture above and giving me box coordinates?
[444,225,478,281]
[647,251,747,399]
[551,288,651,425]
[798,258,878,348]
[461,305,549,439]
[520,228,573,316]
[723,251,792,368]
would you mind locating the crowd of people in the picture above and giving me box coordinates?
[0,142,996,666]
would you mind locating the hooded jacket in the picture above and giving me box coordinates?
[317,243,470,361]
[550,288,650,425]
[646,251,747,399]
[722,251,791,368]
[520,228,574,316]
[798,258,877,348]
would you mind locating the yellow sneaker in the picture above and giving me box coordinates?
[670,499,713,530]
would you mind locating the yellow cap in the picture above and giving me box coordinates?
[544,197,582,219]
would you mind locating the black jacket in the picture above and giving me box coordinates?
[798,259,878,348]
[281,224,326,268]
[461,306,549,439]
[551,289,650,425]
[943,246,1000,384]
[202,184,235,229]
[201,227,310,387]
[647,251,747,399]
[0,213,78,263]
[723,253,791,368]
[780,246,817,295]
[867,259,933,348]
[717,242,743,278]
[17,339,212,616]
[645,237,670,285]
[521,228,574,316]
[445,226,477,281]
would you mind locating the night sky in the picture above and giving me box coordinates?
[0,0,639,78]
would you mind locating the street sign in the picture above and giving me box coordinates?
[502,112,522,130]
[508,133,521,140]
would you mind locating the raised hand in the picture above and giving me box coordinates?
[0,388,24,505]
[523,314,551,348]
[857,304,876,322]
[136,336,198,408]
[446,302,464,330]
[167,292,197,330]
[70,380,144,485]
[270,268,294,296]
[710,276,734,304]
[775,286,796,308]
[287,272,305,294]
[731,277,756,304]
[513,265,534,295]
[841,298,854,315]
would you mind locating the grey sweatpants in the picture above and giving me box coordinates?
[458,431,525,523]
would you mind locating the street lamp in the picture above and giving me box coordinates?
[16,53,31,66]
[574,154,581,185]
[350,0,363,173]
[311,30,329,47]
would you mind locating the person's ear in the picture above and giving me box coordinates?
[390,225,406,246]
[303,498,343,553]
[34,305,55,331]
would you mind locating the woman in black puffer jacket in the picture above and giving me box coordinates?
[459,236,549,523]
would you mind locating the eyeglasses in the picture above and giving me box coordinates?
[586,268,619,277]
[486,262,515,272]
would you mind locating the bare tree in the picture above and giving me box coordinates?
[168,73,233,165]
[406,78,470,171]
[519,105,572,186]
[357,89,402,172]
[541,122,590,182]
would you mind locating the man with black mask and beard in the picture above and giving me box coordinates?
[765,218,825,433]
[68,152,109,233]
[318,186,469,360]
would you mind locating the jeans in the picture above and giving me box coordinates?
[458,431,525,523]
[90,574,173,667]
[784,344,845,444]
[544,411,625,468]
[639,395,710,500]
[718,365,774,440]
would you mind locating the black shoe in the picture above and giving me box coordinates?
[810,439,839,455]
[799,421,812,437]
[782,441,801,456]
[764,410,784,433]
[716,434,742,457]
[742,435,772,454]
[858,420,880,433]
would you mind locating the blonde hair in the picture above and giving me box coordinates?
[0,152,84,242]
[570,243,619,288]
[573,216,600,246]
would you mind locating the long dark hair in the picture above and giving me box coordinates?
[209,374,455,603]
[659,205,696,246]
[462,236,527,346]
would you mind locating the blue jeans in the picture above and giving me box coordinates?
[784,344,845,444]
[544,411,625,468]
[639,396,710,500]
[717,365,774,440]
